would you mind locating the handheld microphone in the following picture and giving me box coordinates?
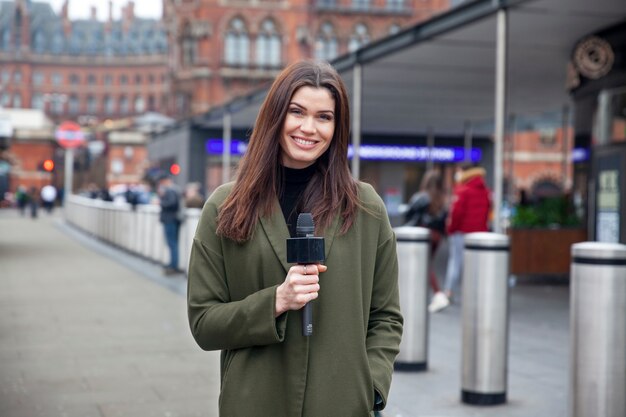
[286,213,325,336]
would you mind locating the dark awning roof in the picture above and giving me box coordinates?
[192,0,625,136]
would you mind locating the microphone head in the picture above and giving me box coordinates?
[296,213,315,236]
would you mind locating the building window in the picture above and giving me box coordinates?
[315,22,338,61]
[14,10,22,48]
[33,72,44,86]
[1,70,10,84]
[1,29,10,49]
[134,95,145,113]
[13,94,21,108]
[87,96,97,113]
[104,75,113,86]
[120,75,128,85]
[352,0,370,11]
[52,73,63,86]
[224,17,249,66]
[50,96,65,114]
[147,95,155,111]
[87,74,97,85]
[70,74,80,85]
[386,0,404,11]
[348,23,370,52]
[389,24,401,35]
[317,0,336,8]
[119,95,129,114]
[256,19,281,68]
[135,74,142,85]
[13,71,21,83]
[181,23,196,67]
[1,93,10,107]
[52,32,64,54]
[33,31,46,52]
[68,95,80,114]
[104,95,114,115]
[32,93,44,110]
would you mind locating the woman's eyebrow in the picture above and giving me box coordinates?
[290,101,334,114]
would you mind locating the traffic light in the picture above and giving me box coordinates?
[39,159,55,172]
[169,163,181,176]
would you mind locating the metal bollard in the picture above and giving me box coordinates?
[461,232,510,405]
[569,242,626,417]
[393,226,430,371]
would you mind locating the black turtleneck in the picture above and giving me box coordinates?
[279,164,317,237]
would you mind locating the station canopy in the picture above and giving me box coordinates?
[193,0,626,138]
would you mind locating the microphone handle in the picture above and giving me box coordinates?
[302,302,313,336]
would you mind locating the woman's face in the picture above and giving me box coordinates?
[280,86,335,169]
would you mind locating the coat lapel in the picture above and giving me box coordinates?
[259,202,292,273]
[259,202,341,273]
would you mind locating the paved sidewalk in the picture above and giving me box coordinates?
[0,210,221,417]
[0,209,570,417]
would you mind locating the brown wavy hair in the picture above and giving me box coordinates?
[216,60,359,243]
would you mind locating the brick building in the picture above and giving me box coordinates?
[163,0,450,117]
[0,0,169,123]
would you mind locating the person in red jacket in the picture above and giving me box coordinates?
[434,163,491,312]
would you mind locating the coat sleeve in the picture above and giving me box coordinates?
[187,189,287,351]
[366,204,404,411]
[447,187,466,234]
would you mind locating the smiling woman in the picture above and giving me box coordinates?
[187,60,403,416]
[280,86,336,169]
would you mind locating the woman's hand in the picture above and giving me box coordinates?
[275,264,327,317]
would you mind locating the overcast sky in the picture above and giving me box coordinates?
[40,0,162,20]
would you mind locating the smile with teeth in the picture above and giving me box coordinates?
[292,136,317,146]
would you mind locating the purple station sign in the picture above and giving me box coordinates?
[206,139,482,163]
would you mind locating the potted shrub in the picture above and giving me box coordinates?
[508,196,586,276]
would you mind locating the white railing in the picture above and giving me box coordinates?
[65,194,201,273]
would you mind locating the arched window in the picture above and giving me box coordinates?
[119,95,129,114]
[134,95,145,113]
[32,93,44,110]
[386,0,404,11]
[87,95,97,113]
[52,31,64,54]
[104,96,114,115]
[348,23,370,52]
[33,31,46,52]
[256,19,281,68]
[68,95,80,114]
[315,22,338,61]
[224,18,249,66]
[352,0,370,11]
[13,93,21,108]
[147,95,155,111]
[1,29,10,49]
[181,23,196,66]
[389,24,401,35]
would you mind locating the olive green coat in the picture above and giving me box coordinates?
[187,182,403,417]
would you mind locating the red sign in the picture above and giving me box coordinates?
[55,121,85,149]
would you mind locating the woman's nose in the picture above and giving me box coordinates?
[300,116,316,133]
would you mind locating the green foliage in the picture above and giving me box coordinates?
[510,196,582,228]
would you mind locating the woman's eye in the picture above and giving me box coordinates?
[319,114,333,121]
[289,107,303,115]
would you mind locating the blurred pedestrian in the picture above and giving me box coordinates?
[404,170,449,313]
[442,163,491,305]
[157,174,182,275]
[187,60,402,416]
[27,186,39,219]
[15,185,27,216]
[40,184,57,213]
[184,182,205,209]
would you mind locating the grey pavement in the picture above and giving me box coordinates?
[0,208,570,417]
